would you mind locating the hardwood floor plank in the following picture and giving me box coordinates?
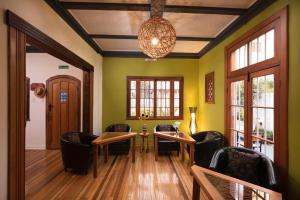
[25,149,193,199]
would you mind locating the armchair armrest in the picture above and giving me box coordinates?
[209,148,228,172]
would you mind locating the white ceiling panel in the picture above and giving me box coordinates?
[62,0,258,54]
[95,39,140,51]
[166,0,257,8]
[70,10,237,37]
[164,13,238,37]
[172,41,208,53]
[95,39,208,53]
[61,0,149,3]
[70,10,149,35]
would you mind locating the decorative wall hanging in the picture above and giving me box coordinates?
[138,0,176,58]
[31,83,45,91]
[31,83,46,98]
[205,72,215,103]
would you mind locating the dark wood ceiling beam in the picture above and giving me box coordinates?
[164,5,246,15]
[89,34,214,41]
[102,51,199,59]
[60,2,246,15]
[26,45,44,53]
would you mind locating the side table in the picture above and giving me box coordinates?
[139,132,150,153]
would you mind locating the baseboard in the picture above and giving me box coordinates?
[25,145,45,150]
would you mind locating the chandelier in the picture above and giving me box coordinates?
[138,0,176,58]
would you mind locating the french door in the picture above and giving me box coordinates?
[225,7,287,194]
[229,68,279,161]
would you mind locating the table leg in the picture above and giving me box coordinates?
[93,144,98,178]
[146,136,149,153]
[142,136,145,152]
[180,142,185,161]
[189,143,195,167]
[155,135,158,161]
[104,144,108,163]
[192,178,200,200]
[153,134,155,151]
[98,145,101,155]
[132,136,136,163]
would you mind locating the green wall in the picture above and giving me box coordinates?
[102,58,198,137]
[102,0,300,197]
[197,0,300,198]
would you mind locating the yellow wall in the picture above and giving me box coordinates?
[198,0,300,197]
[102,58,198,137]
[0,0,102,198]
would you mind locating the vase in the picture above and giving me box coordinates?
[142,123,147,134]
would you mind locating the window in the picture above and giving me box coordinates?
[225,8,287,192]
[127,76,183,119]
[230,29,275,71]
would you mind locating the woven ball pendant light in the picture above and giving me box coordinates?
[138,16,176,58]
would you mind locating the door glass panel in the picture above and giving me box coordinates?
[230,80,245,147]
[252,74,274,161]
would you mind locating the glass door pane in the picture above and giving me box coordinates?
[230,80,245,147]
[251,73,275,161]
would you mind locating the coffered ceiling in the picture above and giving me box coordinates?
[45,0,276,58]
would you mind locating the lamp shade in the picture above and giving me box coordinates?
[189,107,197,134]
[138,16,176,58]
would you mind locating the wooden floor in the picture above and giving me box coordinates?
[25,149,193,200]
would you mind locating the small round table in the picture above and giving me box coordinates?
[139,132,150,153]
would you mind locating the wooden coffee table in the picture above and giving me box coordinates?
[92,132,137,178]
[191,165,282,200]
[154,131,196,167]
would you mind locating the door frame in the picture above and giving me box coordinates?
[46,75,82,149]
[6,10,94,199]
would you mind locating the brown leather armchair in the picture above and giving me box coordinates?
[105,124,131,154]
[188,131,224,168]
[209,147,278,191]
[60,132,97,174]
[154,124,180,154]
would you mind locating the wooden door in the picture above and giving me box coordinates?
[46,75,81,149]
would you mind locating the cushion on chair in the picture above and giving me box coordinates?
[204,133,216,141]
[156,124,176,132]
[106,124,131,154]
[225,148,260,184]
[154,124,179,154]
[113,124,128,132]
